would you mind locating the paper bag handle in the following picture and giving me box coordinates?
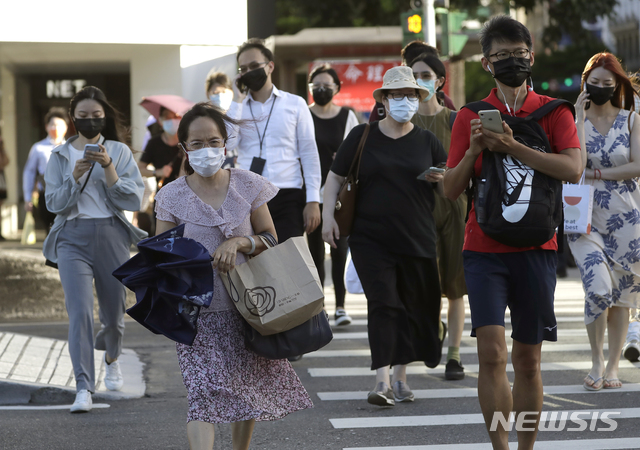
[226,273,240,303]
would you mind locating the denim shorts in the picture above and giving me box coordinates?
[463,250,558,344]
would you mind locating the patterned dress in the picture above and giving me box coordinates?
[568,110,640,324]
[155,169,313,423]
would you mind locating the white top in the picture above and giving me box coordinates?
[23,137,64,202]
[66,146,114,220]
[226,86,321,203]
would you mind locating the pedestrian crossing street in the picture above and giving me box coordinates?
[296,273,640,449]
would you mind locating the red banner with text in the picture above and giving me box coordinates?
[308,60,401,115]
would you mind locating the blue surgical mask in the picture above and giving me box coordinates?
[210,91,233,110]
[386,97,419,123]
[416,79,436,101]
[162,118,180,136]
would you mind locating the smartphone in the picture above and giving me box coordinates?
[235,78,248,94]
[83,144,101,160]
[417,167,445,180]
[478,110,504,134]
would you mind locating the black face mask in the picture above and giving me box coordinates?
[490,57,531,88]
[586,83,616,106]
[74,118,105,139]
[240,67,268,92]
[312,88,334,106]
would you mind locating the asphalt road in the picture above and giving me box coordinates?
[1,270,640,449]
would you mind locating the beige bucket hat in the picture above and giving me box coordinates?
[373,66,430,103]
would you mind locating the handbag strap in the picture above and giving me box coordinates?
[347,123,370,181]
[226,273,240,303]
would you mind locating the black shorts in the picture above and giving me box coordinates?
[463,250,558,345]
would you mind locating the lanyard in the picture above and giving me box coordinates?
[248,96,277,158]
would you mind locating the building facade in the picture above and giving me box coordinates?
[0,1,246,235]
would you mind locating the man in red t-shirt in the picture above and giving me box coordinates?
[444,16,582,449]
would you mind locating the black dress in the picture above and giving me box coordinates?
[331,122,447,369]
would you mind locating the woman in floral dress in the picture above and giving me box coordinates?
[154,103,312,450]
[569,53,640,391]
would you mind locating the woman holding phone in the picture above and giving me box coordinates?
[568,53,640,391]
[43,86,146,413]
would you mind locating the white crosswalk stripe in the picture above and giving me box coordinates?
[307,343,610,358]
[308,360,640,377]
[343,437,640,450]
[330,328,593,340]
[317,383,640,401]
[330,407,640,428]
[302,275,640,449]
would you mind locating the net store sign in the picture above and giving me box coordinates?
[46,79,86,98]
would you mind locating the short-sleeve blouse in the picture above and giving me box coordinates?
[155,168,279,312]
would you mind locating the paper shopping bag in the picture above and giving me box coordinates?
[222,236,324,336]
[21,212,36,245]
[563,182,593,234]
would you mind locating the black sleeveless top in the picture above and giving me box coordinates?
[310,107,349,186]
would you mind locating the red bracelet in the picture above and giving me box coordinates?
[594,168,601,180]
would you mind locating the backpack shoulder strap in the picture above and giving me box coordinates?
[462,101,496,114]
[526,99,575,122]
[449,110,457,130]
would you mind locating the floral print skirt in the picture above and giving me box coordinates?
[176,310,313,423]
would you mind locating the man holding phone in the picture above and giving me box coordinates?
[444,16,582,450]
[226,38,321,245]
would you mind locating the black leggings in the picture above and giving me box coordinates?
[306,205,349,308]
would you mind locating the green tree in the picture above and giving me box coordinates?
[277,0,618,52]
[276,0,413,35]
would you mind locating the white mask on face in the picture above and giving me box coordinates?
[210,91,233,110]
[185,146,225,178]
[386,97,420,123]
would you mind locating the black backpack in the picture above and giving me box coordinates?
[463,99,575,247]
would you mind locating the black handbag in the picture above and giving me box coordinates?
[244,311,333,360]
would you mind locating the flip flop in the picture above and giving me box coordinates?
[604,378,622,389]
[583,373,604,391]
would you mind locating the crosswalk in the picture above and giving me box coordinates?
[297,270,640,449]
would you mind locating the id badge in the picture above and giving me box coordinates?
[250,157,266,175]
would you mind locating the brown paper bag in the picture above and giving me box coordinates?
[221,236,324,336]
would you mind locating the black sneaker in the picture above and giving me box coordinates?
[335,308,352,326]
[445,359,465,380]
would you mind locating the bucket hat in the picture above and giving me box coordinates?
[373,66,430,103]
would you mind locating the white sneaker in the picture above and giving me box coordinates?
[623,321,640,362]
[70,389,92,413]
[104,354,124,391]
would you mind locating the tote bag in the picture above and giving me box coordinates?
[563,172,594,234]
[222,236,324,336]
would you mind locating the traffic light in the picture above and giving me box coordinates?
[436,9,468,56]
[401,9,424,46]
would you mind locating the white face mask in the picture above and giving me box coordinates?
[186,146,225,178]
[210,91,233,111]
[386,97,419,123]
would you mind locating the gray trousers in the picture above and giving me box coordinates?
[57,217,130,392]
